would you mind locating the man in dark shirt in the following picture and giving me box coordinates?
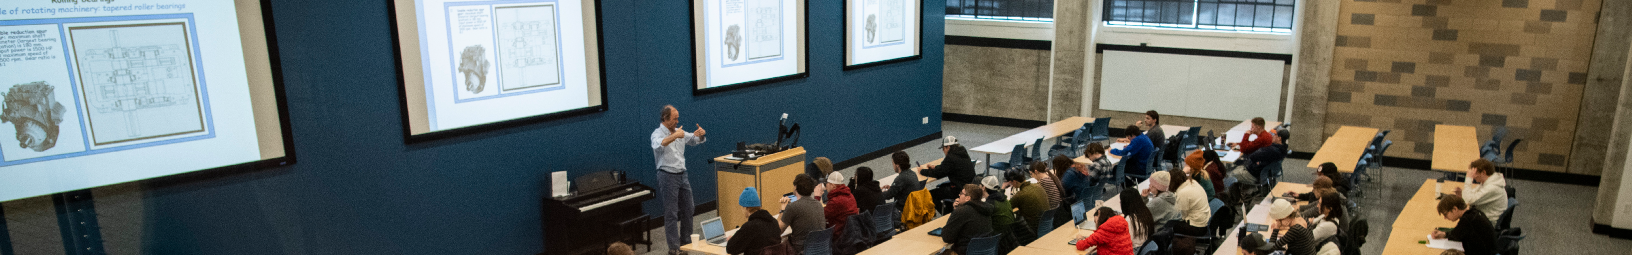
[1140,110,1166,149]
[1434,195,1497,255]
[921,137,976,213]
[726,187,783,255]
[942,184,994,255]
[881,151,923,211]
[1242,129,1290,179]
[848,167,885,214]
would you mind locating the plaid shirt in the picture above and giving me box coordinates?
[1084,156,1116,183]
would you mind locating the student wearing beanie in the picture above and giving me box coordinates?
[1141,171,1181,224]
[726,187,783,255]
[1268,199,1316,255]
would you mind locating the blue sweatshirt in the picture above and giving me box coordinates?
[1110,134,1154,176]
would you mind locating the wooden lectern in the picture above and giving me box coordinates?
[712,147,806,229]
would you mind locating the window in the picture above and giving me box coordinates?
[946,0,1056,22]
[1104,0,1295,33]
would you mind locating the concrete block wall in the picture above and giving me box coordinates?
[1324,0,1602,173]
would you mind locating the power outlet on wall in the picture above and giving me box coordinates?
[922,117,929,124]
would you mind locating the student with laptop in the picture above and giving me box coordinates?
[1074,207,1133,255]
[725,187,783,255]
[942,184,994,255]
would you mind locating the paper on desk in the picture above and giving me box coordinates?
[1425,235,1464,251]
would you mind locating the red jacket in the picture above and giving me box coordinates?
[1076,215,1134,255]
[824,185,859,239]
[1239,130,1274,155]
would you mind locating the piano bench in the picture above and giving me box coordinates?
[615,215,654,252]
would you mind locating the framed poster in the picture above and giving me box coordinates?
[391,0,608,142]
[844,0,921,69]
[692,0,809,95]
[0,0,295,202]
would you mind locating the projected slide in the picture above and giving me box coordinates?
[694,0,806,91]
[0,0,293,202]
[845,0,921,68]
[394,0,605,139]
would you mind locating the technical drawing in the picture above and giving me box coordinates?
[725,25,742,61]
[494,4,563,91]
[745,0,782,60]
[866,15,877,43]
[69,23,206,146]
[458,45,490,93]
[0,82,68,152]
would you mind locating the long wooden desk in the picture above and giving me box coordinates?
[860,239,946,255]
[1212,182,1312,255]
[1432,125,1479,173]
[1307,126,1379,173]
[1380,179,1464,255]
[1010,246,1080,255]
[970,117,1094,173]
[897,215,953,244]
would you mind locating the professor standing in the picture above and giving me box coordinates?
[651,105,706,254]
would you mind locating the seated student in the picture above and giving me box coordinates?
[942,184,995,255]
[1181,151,1217,201]
[1139,110,1166,149]
[1063,144,1114,202]
[1110,125,1155,178]
[1288,163,1352,196]
[777,174,827,252]
[848,167,885,214]
[1229,117,1275,156]
[823,172,860,239]
[608,242,635,255]
[1029,161,1063,210]
[1141,171,1182,224]
[1243,128,1291,178]
[1455,159,1508,224]
[881,151,924,211]
[1005,169,1049,231]
[1311,191,1345,255]
[1433,195,1497,255]
[921,137,977,213]
[1268,199,1317,255]
[807,157,834,189]
[1169,169,1211,236]
[727,187,785,255]
[1285,176,1345,218]
[1075,207,1134,255]
[1118,189,1158,249]
[1238,232,1277,255]
[982,176,1018,253]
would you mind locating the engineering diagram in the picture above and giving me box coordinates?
[864,0,905,47]
[70,23,206,146]
[495,4,563,91]
[720,0,783,65]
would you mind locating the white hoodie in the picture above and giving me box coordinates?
[1463,172,1509,223]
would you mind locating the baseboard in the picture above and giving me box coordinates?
[1285,152,1599,186]
[945,36,1051,51]
[1592,220,1632,240]
[832,131,944,171]
[942,113,1044,129]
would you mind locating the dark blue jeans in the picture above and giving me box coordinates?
[658,170,694,252]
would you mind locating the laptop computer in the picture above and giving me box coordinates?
[701,218,728,246]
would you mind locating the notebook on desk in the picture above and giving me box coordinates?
[701,218,728,246]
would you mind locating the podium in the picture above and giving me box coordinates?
[712,147,806,229]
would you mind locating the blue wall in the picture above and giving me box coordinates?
[132,0,944,254]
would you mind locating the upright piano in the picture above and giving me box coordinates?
[541,174,654,255]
